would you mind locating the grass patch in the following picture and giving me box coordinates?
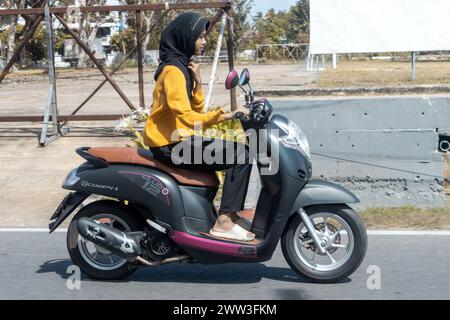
[318,60,450,88]
[360,205,450,229]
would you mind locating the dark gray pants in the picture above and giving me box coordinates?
[150,136,252,213]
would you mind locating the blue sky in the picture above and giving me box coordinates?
[251,0,298,15]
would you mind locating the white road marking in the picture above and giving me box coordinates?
[0,228,450,236]
[0,228,67,232]
[368,230,450,236]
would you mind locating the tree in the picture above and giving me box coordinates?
[253,9,286,44]
[123,0,159,58]
[56,0,108,67]
[188,0,254,57]
[109,27,135,55]
[229,0,253,53]
[286,0,310,43]
[77,0,108,67]
[2,1,25,63]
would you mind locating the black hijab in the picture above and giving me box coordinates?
[155,12,210,100]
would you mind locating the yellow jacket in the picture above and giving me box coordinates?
[144,65,224,148]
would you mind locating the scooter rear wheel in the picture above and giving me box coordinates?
[67,200,144,280]
[281,204,367,283]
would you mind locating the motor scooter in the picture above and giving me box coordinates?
[49,68,367,283]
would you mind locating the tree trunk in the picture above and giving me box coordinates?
[6,13,18,64]
[77,9,103,68]
[141,11,154,63]
[77,10,89,68]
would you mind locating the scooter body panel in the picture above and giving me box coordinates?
[62,163,219,233]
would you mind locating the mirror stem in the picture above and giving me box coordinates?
[244,94,250,105]
[239,85,248,95]
[248,83,254,102]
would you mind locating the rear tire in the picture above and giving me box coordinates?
[281,205,367,283]
[67,200,144,280]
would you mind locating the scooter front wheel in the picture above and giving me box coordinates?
[281,205,367,283]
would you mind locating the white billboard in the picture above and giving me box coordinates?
[310,0,450,54]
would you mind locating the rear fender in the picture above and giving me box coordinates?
[49,192,90,233]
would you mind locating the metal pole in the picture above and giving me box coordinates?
[225,9,237,111]
[136,10,145,109]
[55,14,136,111]
[332,53,337,69]
[48,10,59,136]
[316,55,320,86]
[205,15,227,111]
[206,9,225,35]
[411,52,416,81]
[0,114,126,122]
[40,7,61,146]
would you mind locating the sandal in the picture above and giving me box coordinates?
[209,224,255,242]
[235,217,252,231]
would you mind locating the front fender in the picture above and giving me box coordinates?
[291,179,359,213]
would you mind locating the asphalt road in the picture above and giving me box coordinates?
[1,231,449,300]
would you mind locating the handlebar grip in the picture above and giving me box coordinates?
[234,112,244,120]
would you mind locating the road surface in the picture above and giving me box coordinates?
[0,230,449,300]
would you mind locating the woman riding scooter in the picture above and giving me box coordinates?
[143,12,255,242]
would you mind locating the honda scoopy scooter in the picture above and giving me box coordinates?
[49,68,367,283]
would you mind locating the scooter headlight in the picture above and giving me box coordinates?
[280,120,311,159]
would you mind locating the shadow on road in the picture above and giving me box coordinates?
[37,258,351,285]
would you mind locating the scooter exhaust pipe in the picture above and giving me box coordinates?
[77,217,141,262]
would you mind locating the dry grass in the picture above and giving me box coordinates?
[360,206,450,230]
[216,202,450,230]
[318,60,450,87]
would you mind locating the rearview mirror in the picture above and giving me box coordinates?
[225,70,239,90]
[239,68,250,86]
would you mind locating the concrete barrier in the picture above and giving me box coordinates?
[246,96,450,209]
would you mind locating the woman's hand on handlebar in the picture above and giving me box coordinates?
[220,106,249,122]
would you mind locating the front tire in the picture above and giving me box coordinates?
[67,200,144,280]
[281,205,367,283]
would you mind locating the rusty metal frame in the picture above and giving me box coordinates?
[0,2,235,133]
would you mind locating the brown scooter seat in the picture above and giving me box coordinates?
[87,147,220,187]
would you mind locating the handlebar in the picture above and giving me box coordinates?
[234,111,245,120]
[232,99,272,127]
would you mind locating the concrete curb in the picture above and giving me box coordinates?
[255,84,450,97]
